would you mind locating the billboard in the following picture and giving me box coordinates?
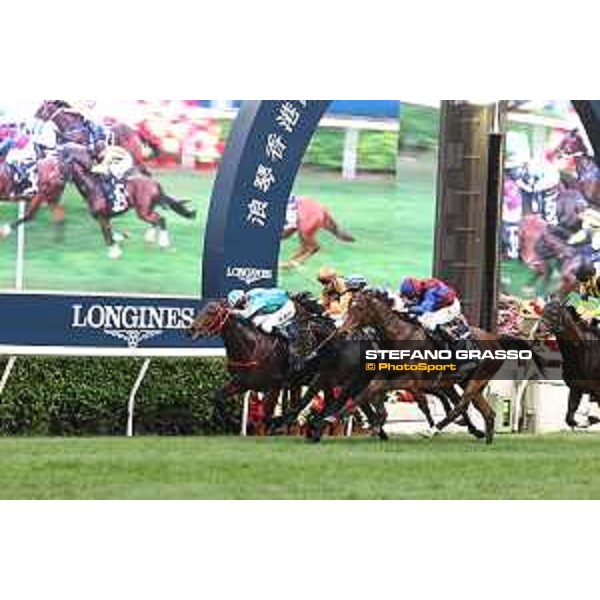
[0,100,402,355]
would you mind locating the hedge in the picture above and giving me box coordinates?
[0,356,242,437]
[220,120,398,173]
[304,128,398,172]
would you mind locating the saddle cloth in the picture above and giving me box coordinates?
[9,161,38,197]
[101,178,129,215]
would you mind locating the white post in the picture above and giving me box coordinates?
[342,128,359,180]
[15,201,25,291]
[241,392,250,437]
[127,359,151,437]
[345,416,354,437]
[0,356,17,397]
[0,203,27,403]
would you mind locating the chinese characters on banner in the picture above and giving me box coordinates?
[247,101,307,228]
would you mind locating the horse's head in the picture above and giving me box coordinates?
[187,301,232,340]
[542,297,576,334]
[339,289,391,335]
[292,291,324,317]
[35,100,69,122]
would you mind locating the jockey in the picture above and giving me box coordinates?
[92,146,135,182]
[344,274,369,293]
[3,127,40,196]
[575,260,600,299]
[227,288,305,372]
[568,260,600,326]
[64,100,108,154]
[318,267,350,317]
[65,100,97,121]
[284,195,299,234]
[30,119,59,155]
[399,277,465,341]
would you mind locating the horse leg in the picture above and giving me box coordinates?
[469,391,497,445]
[588,393,600,426]
[97,215,121,259]
[566,389,584,429]
[358,401,385,438]
[1,195,45,238]
[137,206,169,250]
[368,396,389,441]
[49,201,66,242]
[214,381,243,433]
[308,380,360,443]
[441,386,486,440]
[262,390,280,430]
[316,379,384,442]
[429,379,491,441]
[412,392,436,428]
[294,232,320,266]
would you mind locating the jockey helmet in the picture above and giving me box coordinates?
[575,259,596,283]
[227,290,246,308]
[400,277,419,298]
[345,274,368,292]
[318,267,337,284]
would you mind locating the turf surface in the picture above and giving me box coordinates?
[0,157,438,297]
[1,434,600,499]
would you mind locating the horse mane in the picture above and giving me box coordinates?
[35,100,69,120]
[367,288,395,308]
[550,300,599,341]
[291,292,324,316]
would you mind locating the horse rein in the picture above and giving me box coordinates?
[205,305,261,370]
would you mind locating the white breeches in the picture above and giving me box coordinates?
[254,300,296,333]
[6,145,36,166]
[418,299,462,331]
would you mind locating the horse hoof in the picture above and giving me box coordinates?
[378,429,389,442]
[144,228,157,244]
[420,426,440,440]
[108,245,123,260]
[113,232,129,244]
[280,260,299,270]
[472,429,486,440]
[159,231,171,250]
[0,224,12,239]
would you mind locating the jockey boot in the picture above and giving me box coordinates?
[454,338,479,378]
[277,322,305,374]
[430,326,451,351]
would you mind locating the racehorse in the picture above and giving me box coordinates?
[60,144,195,259]
[519,189,587,293]
[314,289,545,444]
[281,196,355,268]
[0,155,67,239]
[552,130,600,207]
[543,299,600,429]
[187,296,337,429]
[274,323,486,441]
[35,101,154,174]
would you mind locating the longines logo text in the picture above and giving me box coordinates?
[226,266,273,286]
[71,304,195,348]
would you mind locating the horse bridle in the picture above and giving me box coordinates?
[203,303,233,336]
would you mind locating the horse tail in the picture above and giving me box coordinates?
[499,335,547,378]
[159,192,197,220]
[323,212,355,243]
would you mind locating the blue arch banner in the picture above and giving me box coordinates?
[203,100,331,297]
